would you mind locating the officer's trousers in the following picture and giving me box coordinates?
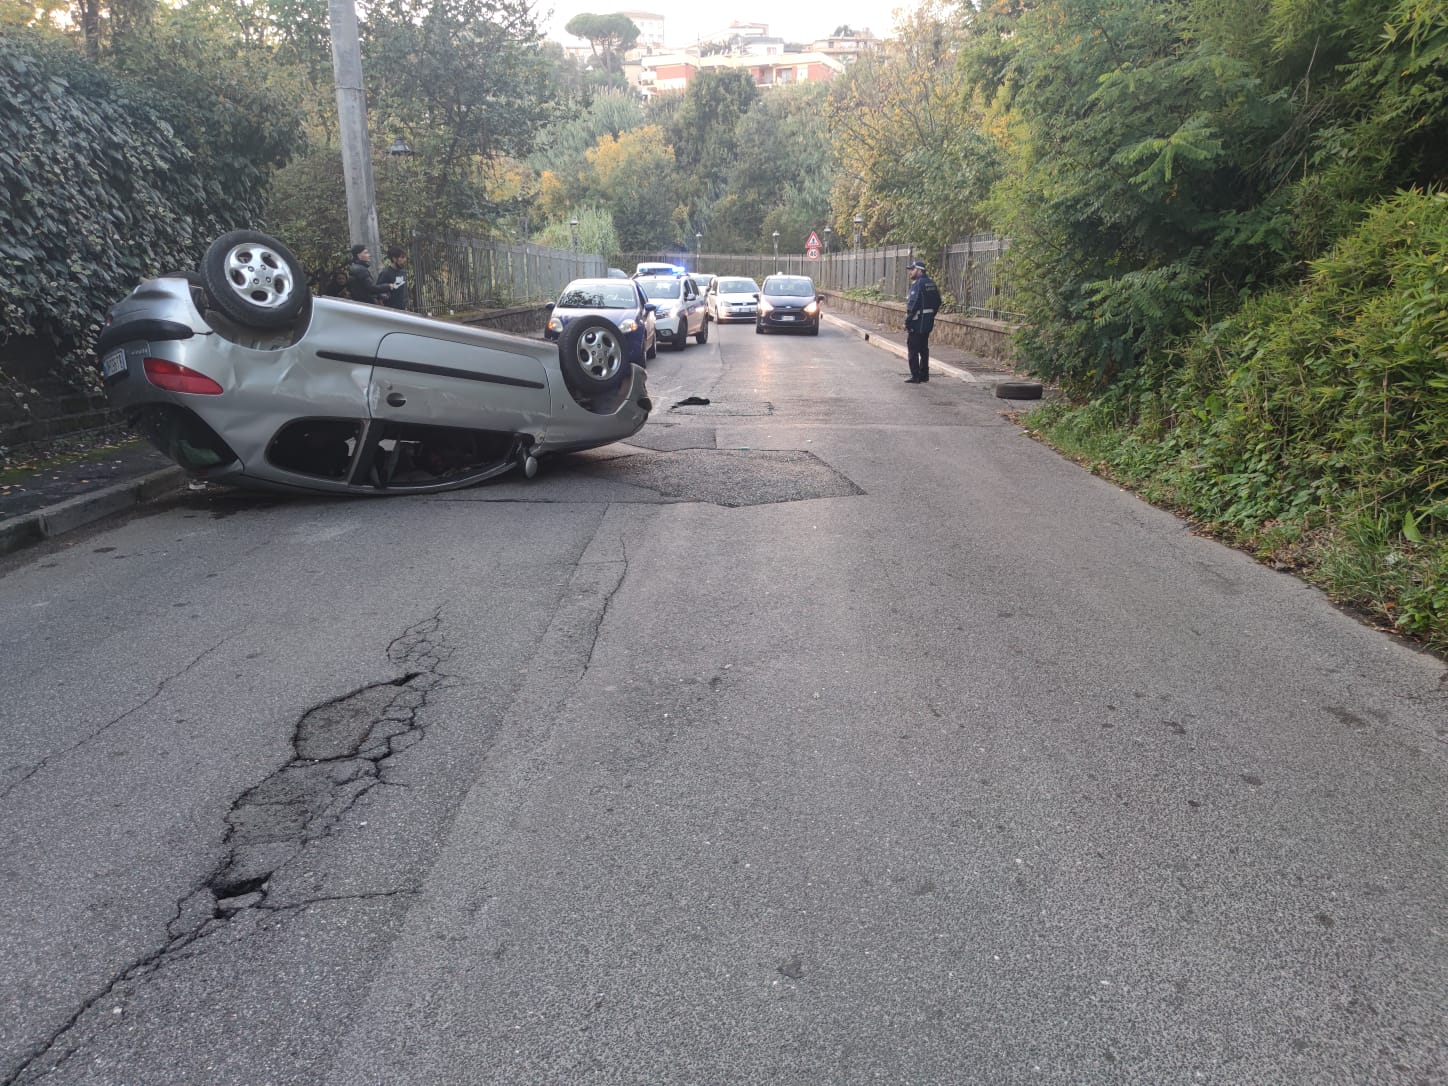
[907,331,931,380]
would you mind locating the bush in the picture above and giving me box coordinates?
[1030,188,1448,651]
[0,28,302,399]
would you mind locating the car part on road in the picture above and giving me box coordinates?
[994,380,1044,400]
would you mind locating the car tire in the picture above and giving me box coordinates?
[994,380,1045,400]
[559,315,629,395]
[809,323,819,336]
[673,329,688,351]
[696,318,709,344]
[200,230,308,329]
[755,322,764,335]
[646,336,657,361]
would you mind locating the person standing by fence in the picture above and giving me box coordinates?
[376,246,409,309]
[904,259,941,384]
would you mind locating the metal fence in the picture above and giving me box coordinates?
[411,235,604,315]
[624,234,1018,320]
[411,234,1017,320]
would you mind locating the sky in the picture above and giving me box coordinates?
[538,0,905,50]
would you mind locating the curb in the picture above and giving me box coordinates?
[822,313,979,383]
[0,466,187,556]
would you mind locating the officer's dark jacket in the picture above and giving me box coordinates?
[348,259,389,303]
[906,273,942,335]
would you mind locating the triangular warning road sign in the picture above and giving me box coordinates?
[806,231,821,248]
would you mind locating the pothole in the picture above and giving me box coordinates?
[579,448,863,507]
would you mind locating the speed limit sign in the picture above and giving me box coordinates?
[807,246,820,261]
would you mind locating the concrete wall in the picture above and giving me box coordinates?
[821,292,1019,365]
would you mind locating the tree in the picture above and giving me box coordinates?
[827,0,996,255]
[710,83,836,252]
[364,0,561,237]
[530,89,646,177]
[669,68,758,204]
[584,125,680,250]
[564,12,639,74]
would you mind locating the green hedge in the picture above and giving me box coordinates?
[0,28,299,399]
[1031,188,1448,650]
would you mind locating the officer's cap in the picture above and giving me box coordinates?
[908,260,927,270]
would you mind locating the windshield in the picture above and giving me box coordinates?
[763,278,814,297]
[718,278,757,293]
[557,284,638,309]
[638,279,681,300]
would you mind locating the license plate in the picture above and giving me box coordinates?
[101,348,128,380]
[779,315,795,322]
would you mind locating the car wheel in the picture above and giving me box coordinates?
[673,328,688,350]
[200,230,308,329]
[646,336,657,361]
[755,322,764,335]
[809,323,819,336]
[696,318,709,344]
[559,315,629,394]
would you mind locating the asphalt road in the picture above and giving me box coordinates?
[1,321,1444,1085]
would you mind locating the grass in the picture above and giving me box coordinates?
[1022,401,1448,657]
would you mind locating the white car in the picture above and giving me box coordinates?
[635,274,708,349]
[706,276,761,323]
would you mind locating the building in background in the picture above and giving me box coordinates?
[634,50,846,96]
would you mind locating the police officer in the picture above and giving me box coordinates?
[904,259,942,383]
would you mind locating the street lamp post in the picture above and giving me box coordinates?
[772,230,779,263]
[695,232,702,266]
[387,136,414,308]
[823,225,831,255]
[569,217,579,252]
[852,214,863,249]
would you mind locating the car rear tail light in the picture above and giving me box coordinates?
[143,358,224,395]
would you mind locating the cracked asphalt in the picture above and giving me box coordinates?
[1,323,1446,1085]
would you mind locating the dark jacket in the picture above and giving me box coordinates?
[376,262,408,309]
[347,259,390,304]
[905,273,942,335]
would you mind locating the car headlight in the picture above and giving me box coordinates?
[804,301,818,315]
[547,316,563,333]
[617,318,639,333]
[758,299,773,313]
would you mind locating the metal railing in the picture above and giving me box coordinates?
[410,234,1019,321]
[622,234,1019,320]
[411,235,604,315]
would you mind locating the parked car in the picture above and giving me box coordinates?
[636,274,708,349]
[688,272,717,299]
[634,261,682,278]
[606,267,629,279]
[96,230,651,495]
[545,278,656,365]
[707,276,761,323]
[756,274,822,335]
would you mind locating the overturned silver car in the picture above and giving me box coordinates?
[96,230,651,494]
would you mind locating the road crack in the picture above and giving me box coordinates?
[3,612,450,1086]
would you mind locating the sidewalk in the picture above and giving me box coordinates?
[821,311,1021,383]
[0,429,183,556]
[0,313,1034,558]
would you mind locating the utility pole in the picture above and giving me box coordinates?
[329,0,381,262]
